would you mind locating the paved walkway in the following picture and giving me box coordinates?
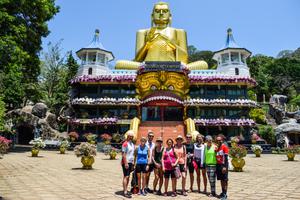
[0,149,299,200]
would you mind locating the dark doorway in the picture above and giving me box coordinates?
[17,125,34,145]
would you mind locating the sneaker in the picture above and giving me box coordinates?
[221,194,227,200]
[123,193,132,198]
[146,188,153,193]
[142,189,147,196]
[143,188,148,194]
[137,190,142,195]
[157,190,162,195]
[219,192,224,198]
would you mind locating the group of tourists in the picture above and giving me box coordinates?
[121,130,229,199]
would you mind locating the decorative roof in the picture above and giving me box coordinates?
[76,29,114,61]
[85,29,106,50]
[223,28,240,49]
[213,28,251,58]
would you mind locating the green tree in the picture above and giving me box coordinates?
[188,45,217,68]
[249,108,267,124]
[258,125,275,145]
[0,96,6,131]
[65,52,79,85]
[0,0,59,109]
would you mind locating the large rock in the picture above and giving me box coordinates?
[32,103,48,118]
[275,119,300,147]
[45,112,58,130]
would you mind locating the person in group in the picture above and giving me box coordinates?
[162,138,178,197]
[194,134,207,194]
[133,137,151,196]
[216,134,229,200]
[121,130,135,198]
[152,137,164,195]
[185,134,195,192]
[174,135,187,196]
[145,131,156,193]
[205,135,217,197]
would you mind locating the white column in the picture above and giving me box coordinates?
[96,52,99,65]
[86,51,89,64]
[239,52,242,64]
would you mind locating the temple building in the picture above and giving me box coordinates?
[68,2,256,142]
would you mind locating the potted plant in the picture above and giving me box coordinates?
[74,142,97,169]
[29,137,46,157]
[103,145,119,160]
[251,132,260,144]
[112,133,122,143]
[68,131,79,142]
[84,133,97,144]
[284,145,300,161]
[0,136,12,158]
[100,133,112,145]
[229,144,247,172]
[59,140,70,154]
[251,144,263,157]
[230,136,240,148]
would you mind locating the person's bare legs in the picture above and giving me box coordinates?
[202,169,207,193]
[158,169,164,192]
[142,173,146,191]
[122,176,130,194]
[221,180,228,197]
[189,170,194,192]
[171,178,176,195]
[182,171,187,195]
[196,168,201,192]
[137,173,142,194]
[164,178,169,195]
[153,168,159,192]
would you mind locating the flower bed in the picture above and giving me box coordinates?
[70,75,136,84]
[193,118,255,126]
[188,75,257,86]
[184,98,256,107]
[71,97,140,105]
[68,117,118,125]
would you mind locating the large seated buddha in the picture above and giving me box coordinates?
[115,2,208,70]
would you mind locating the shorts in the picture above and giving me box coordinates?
[122,163,133,177]
[179,164,186,172]
[164,169,176,179]
[194,158,206,169]
[154,163,162,169]
[216,164,228,181]
[136,164,147,173]
[187,158,194,173]
[147,163,155,172]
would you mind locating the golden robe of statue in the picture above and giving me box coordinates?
[115,2,208,70]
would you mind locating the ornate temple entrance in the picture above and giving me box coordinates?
[141,100,183,122]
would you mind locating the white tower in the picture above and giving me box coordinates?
[76,29,114,76]
[213,28,251,76]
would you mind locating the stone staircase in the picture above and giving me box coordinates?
[136,121,186,143]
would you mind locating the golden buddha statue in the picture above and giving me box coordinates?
[115,2,208,70]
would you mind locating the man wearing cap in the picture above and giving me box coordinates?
[145,131,156,193]
[121,130,135,198]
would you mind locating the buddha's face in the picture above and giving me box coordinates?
[152,3,171,26]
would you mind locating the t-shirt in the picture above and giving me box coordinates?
[205,144,217,166]
[194,143,205,166]
[146,141,155,164]
[216,144,229,165]
[121,140,135,164]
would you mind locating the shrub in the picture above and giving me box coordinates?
[258,125,275,145]
[249,108,267,124]
[229,144,247,158]
[0,136,12,156]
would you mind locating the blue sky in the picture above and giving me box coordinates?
[42,0,300,62]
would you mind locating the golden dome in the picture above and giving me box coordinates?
[187,60,209,70]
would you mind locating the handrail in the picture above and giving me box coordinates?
[184,118,197,141]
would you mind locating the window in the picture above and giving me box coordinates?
[235,68,239,75]
[221,53,229,65]
[98,53,105,64]
[241,54,246,63]
[88,68,93,75]
[231,52,239,64]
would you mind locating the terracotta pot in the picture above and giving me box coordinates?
[231,158,245,172]
[60,147,66,154]
[287,153,295,161]
[31,148,39,157]
[81,156,95,169]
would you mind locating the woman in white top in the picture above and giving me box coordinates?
[193,134,207,194]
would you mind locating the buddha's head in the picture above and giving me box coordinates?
[151,2,172,27]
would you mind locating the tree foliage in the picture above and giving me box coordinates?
[0,0,59,109]
[258,125,275,145]
[40,42,78,114]
[188,45,217,68]
[249,108,267,125]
